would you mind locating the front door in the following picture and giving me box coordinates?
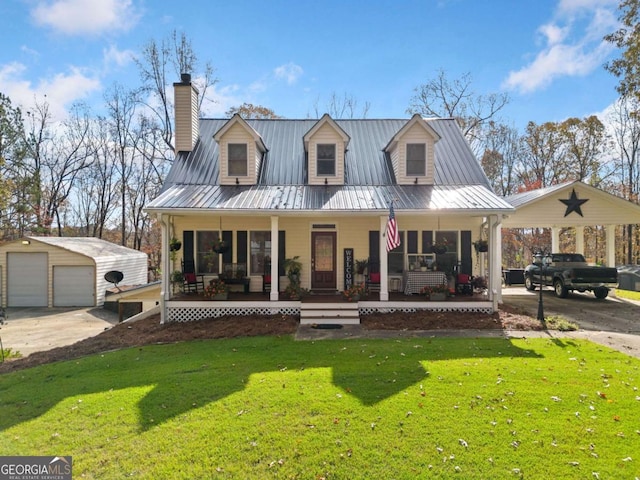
[311,231,336,290]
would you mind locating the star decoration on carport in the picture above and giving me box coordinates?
[559,188,589,217]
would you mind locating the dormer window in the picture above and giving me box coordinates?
[317,144,336,176]
[406,143,426,176]
[228,143,248,176]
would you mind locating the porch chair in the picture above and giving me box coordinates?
[365,259,381,293]
[182,259,205,293]
[262,259,272,294]
[454,264,473,295]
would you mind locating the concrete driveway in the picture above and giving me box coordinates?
[0,307,119,357]
[502,286,640,358]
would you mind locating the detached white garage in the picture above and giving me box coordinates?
[0,237,148,308]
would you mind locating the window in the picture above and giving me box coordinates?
[228,143,248,176]
[406,143,426,176]
[250,231,271,275]
[434,231,458,276]
[196,231,220,274]
[387,231,405,274]
[317,144,336,176]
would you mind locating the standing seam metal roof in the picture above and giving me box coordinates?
[151,118,510,213]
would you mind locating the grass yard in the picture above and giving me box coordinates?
[1,335,639,479]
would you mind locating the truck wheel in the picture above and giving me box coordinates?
[554,279,568,298]
[594,287,609,299]
[524,275,536,291]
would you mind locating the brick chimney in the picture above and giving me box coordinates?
[173,73,199,153]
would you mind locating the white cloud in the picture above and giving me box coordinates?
[503,1,618,93]
[274,62,303,85]
[0,62,100,120]
[200,84,244,117]
[103,44,135,69]
[31,0,140,36]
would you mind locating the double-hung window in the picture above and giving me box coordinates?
[317,144,336,176]
[406,143,426,176]
[228,143,248,176]
[196,231,220,274]
[250,231,271,275]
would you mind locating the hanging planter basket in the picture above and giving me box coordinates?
[169,240,182,252]
[473,240,488,253]
[431,245,448,255]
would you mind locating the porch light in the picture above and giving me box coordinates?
[22,240,30,245]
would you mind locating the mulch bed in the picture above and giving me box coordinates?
[0,303,541,374]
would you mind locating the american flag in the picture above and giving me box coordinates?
[385,202,401,252]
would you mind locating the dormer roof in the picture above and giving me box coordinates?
[303,113,350,150]
[383,114,440,152]
[214,113,268,153]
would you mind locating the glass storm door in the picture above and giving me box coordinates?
[311,232,336,290]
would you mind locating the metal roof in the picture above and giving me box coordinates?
[504,182,574,208]
[27,236,148,260]
[147,184,513,214]
[152,117,509,214]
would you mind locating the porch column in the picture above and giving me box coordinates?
[605,224,616,267]
[379,215,389,301]
[551,227,561,252]
[270,215,279,301]
[159,214,171,324]
[488,214,502,311]
[575,226,585,255]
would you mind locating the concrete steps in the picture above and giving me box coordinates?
[299,302,360,325]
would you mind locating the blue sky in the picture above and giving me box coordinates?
[0,0,623,131]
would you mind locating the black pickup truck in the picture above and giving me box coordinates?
[524,253,618,299]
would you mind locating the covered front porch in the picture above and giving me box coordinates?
[165,290,493,323]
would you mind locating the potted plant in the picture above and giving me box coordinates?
[354,259,368,283]
[212,237,228,254]
[284,256,302,285]
[472,275,488,293]
[431,239,448,254]
[204,280,229,300]
[284,282,307,300]
[473,239,488,253]
[420,283,449,301]
[171,270,184,294]
[169,237,182,252]
[343,282,365,302]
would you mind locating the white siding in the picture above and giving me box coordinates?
[219,123,259,185]
[94,251,148,305]
[307,123,345,185]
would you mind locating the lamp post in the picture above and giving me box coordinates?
[534,251,550,322]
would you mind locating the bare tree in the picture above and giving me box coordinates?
[311,92,370,119]
[135,30,218,154]
[609,95,640,263]
[225,103,281,119]
[0,93,27,239]
[407,70,509,147]
[478,121,524,196]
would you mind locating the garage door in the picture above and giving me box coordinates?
[7,252,48,307]
[53,266,95,307]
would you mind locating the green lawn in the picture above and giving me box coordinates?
[1,335,639,479]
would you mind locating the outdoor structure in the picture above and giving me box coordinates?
[146,74,514,323]
[0,237,148,308]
